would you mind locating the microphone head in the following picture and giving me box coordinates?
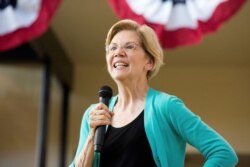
[98,85,113,98]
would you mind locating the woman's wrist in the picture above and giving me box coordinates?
[75,130,95,167]
[89,129,95,140]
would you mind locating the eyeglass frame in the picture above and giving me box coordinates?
[105,42,142,54]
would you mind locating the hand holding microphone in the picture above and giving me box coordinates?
[90,86,112,152]
[75,86,112,167]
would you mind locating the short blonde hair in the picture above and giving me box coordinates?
[105,19,164,79]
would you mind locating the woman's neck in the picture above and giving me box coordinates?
[115,82,149,112]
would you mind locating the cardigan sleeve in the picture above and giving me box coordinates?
[167,96,238,167]
[69,105,95,167]
[68,95,118,167]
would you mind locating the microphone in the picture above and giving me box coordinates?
[94,85,113,152]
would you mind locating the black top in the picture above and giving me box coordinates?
[100,110,156,167]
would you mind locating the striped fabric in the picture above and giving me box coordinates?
[0,0,61,51]
[108,0,246,49]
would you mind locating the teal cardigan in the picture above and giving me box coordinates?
[70,88,238,167]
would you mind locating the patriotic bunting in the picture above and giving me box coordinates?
[108,0,246,49]
[0,0,61,51]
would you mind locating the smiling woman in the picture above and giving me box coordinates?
[69,19,238,167]
[106,30,153,83]
[105,19,164,80]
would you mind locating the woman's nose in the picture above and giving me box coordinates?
[114,47,125,57]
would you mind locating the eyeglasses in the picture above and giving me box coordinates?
[106,42,141,54]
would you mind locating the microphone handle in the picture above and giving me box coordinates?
[94,97,110,152]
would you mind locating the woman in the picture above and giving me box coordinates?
[70,19,238,167]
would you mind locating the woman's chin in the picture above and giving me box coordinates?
[111,74,129,82]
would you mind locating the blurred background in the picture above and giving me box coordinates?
[0,0,249,167]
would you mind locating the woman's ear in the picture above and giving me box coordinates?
[144,58,154,71]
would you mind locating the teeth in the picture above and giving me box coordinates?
[114,62,128,68]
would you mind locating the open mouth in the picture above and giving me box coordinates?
[113,62,129,68]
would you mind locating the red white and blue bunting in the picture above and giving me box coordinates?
[108,0,246,49]
[0,0,61,51]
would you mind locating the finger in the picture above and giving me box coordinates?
[89,117,112,129]
[97,102,109,110]
[89,109,112,125]
[91,111,112,123]
[91,104,112,118]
